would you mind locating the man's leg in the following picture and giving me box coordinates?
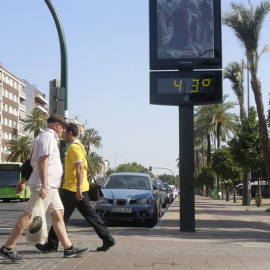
[50,210,72,249]
[4,211,31,249]
[77,192,115,251]
[0,192,37,262]
[36,188,78,252]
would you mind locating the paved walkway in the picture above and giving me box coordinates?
[1,195,270,269]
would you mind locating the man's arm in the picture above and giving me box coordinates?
[74,162,84,201]
[38,155,49,199]
[15,178,27,195]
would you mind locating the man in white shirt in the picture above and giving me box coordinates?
[0,115,89,262]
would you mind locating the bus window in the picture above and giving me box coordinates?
[0,162,31,202]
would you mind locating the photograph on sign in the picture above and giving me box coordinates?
[149,0,222,70]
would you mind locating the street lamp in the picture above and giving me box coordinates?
[149,166,175,185]
[44,0,68,164]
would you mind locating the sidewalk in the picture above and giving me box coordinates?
[1,195,270,269]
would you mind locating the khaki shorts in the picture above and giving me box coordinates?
[25,185,64,215]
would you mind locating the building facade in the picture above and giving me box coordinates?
[0,64,26,161]
[21,79,49,137]
[0,64,49,161]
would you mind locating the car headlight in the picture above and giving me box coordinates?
[135,199,149,204]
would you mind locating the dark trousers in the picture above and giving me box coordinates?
[47,189,114,249]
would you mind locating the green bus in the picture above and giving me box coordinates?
[0,162,31,202]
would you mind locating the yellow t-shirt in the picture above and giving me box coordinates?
[62,141,89,192]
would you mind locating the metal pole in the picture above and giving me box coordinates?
[247,56,251,206]
[151,167,175,184]
[179,106,195,232]
[44,0,68,119]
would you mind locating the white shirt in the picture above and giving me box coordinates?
[28,128,63,188]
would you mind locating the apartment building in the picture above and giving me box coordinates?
[0,64,26,161]
[21,79,49,137]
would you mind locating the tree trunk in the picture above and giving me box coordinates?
[233,184,236,203]
[242,167,248,205]
[250,73,270,188]
[207,134,211,165]
[258,169,262,199]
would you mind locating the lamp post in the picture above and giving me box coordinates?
[44,0,68,116]
[149,166,175,185]
[44,0,68,164]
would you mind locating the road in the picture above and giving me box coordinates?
[0,199,170,238]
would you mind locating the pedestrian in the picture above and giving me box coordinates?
[0,115,89,262]
[35,122,115,253]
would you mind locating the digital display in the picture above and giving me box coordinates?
[158,77,215,94]
[149,0,222,70]
[150,70,222,105]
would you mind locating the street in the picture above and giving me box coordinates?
[0,199,170,238]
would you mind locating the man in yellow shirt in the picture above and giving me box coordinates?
[36,123,115,253]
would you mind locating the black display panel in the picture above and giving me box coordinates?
[150,70,222,105]
[149,0,222,70]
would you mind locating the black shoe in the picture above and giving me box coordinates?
[0,246,25,262]
[63,246,90,258]
[96,240,116,252]
[35,243,57,253]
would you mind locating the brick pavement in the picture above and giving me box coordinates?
[1,196,270,269]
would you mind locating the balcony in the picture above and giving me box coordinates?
[19,104,26,112]
[37,105,49,114]
[19,91,26,100]
[35,94,48,105]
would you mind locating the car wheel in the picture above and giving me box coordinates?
[149,205,159,227]
[162,201,167,208]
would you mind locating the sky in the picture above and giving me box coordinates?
[1,0,270,176]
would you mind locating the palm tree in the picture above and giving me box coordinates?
[195,105,216,165]
[6,136,32,162]
[224,60,247,121]
[195,96,237,193]
[87,152,104,179]
[23,108,47,137]
[81,128,102,156]
[224,60,250,205]
[223,1,270,186]
[195,95,237,163]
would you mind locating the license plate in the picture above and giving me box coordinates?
[111,208,132,213]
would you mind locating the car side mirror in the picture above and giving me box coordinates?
[153,185,158,190]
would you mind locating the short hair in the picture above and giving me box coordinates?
[66,123,79,137]
[47,114,68,127]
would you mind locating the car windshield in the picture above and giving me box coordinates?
[103,175,151,190]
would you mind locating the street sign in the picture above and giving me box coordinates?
[150,70,222,105]
[149,0,222,70]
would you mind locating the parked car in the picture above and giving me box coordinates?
[163,182,173,205]
[152,179,165,208]
[95,173,162,226]
[154,179,167,208]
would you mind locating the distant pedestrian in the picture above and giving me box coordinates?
[0,115,89,262]
[35,123,115,253]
